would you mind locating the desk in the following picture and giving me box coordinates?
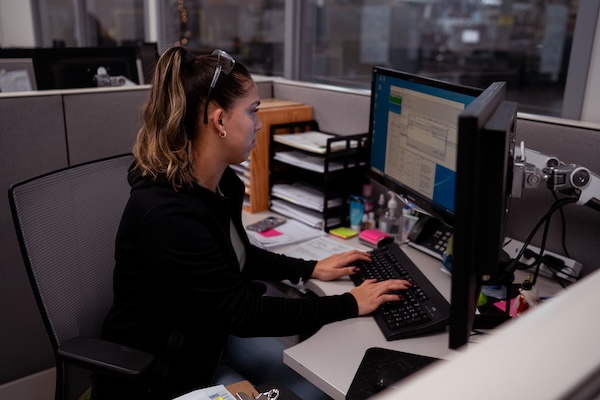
[284,244,460,400]
[242,211,565,400]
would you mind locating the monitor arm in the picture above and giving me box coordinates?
[512,142,600,211]
[485,143,600,286]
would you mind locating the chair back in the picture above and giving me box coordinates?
[9,154,134,350]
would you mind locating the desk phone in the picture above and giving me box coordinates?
[406,215,453,261]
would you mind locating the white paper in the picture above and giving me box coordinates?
[173,384,236,400]
[282,235,358,260]
[246,217,325,249]
[274,131,357,154]
[271,182,342,212]
[273,151,336,173]
[0,69,33,92]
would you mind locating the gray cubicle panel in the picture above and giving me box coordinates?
[0,92,68,385]
[63,86,149,165]
[253,77,274,100]
[505,114,600,278]
[62,82,274,165]
[272,79,371,135]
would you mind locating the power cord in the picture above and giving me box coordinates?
[489,196,578,286]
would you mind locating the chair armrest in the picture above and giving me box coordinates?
[57,336,155,380]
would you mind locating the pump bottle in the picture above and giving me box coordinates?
[378,192,402,240]
[375,193,386,229]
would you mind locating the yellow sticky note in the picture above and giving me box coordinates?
[329,227,359,239]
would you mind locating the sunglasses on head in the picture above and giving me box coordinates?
[204,49,236,124]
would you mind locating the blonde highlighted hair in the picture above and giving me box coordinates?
[133,46,252,190]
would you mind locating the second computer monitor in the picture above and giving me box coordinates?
[33,46,140,90]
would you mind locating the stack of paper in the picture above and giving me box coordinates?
[273,150,349,173]
[270,199,341,229]
[231,160,251,190]
[273,131,359,154]
[271,182,342,212]
[246,218,325,249]
[282,235,358,261]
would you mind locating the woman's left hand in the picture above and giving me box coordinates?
[311,250,371,281]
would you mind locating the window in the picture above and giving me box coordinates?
[31,0,593,119]
[298,0,580,118]
[159,0,286,76]
[35,0,145,47]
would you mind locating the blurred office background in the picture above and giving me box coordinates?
[1,0,599,122]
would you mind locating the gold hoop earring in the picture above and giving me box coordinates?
[219,129,227,138]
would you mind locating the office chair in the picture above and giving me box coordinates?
[8,154,156,400]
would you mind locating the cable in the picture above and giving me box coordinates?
[515,197,576,264]
[522,196,559,286]
[489,196,578,285]
[529,212,552,285]
[551,190,571,258]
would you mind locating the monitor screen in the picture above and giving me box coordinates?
[367,66,483,226]
[450,82,518,349]
[0,58,37,91]
[0,48,37,91]
[135,42,159,84]
[32,46,139,90]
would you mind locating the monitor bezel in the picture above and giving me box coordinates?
[366,66,484,227]
[450,83,517,349]
[32,46,140,90]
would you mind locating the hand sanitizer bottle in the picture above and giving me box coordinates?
[379,192,402,240]
[375,193,386,229]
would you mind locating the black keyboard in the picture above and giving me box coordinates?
[350,243,450,341]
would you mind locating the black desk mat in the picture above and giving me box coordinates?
[346,347,441,400]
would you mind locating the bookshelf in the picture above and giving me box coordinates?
[240,99,313,213]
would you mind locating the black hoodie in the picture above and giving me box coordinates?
[100,165,358,398]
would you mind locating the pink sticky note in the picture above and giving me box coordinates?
[259,228,282,237]
[493,297,518,317]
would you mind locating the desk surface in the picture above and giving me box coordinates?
[285,244,460,400]
[242,211,564,400]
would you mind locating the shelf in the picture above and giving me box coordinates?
[268,120,368,231]
[240,99,313,213]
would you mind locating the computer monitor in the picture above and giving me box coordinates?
[136,42,159,84]
[367,66,518,350]
[0,48,37,91]
[32,46,139,90]
[367,66,483,227]
[0,58,37,91]
[450,84,518,349]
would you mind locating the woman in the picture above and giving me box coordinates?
[97,46,410,399]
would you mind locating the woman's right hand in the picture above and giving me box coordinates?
[350,279,413,316]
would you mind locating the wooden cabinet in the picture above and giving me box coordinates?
[239,99,313,213]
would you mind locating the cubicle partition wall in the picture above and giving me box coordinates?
[505,114,600,277]
[1,78,599,397]
[0,87,149,395]
[272,79,371,135]
[0,92,69,386]
[62,87,149,164]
